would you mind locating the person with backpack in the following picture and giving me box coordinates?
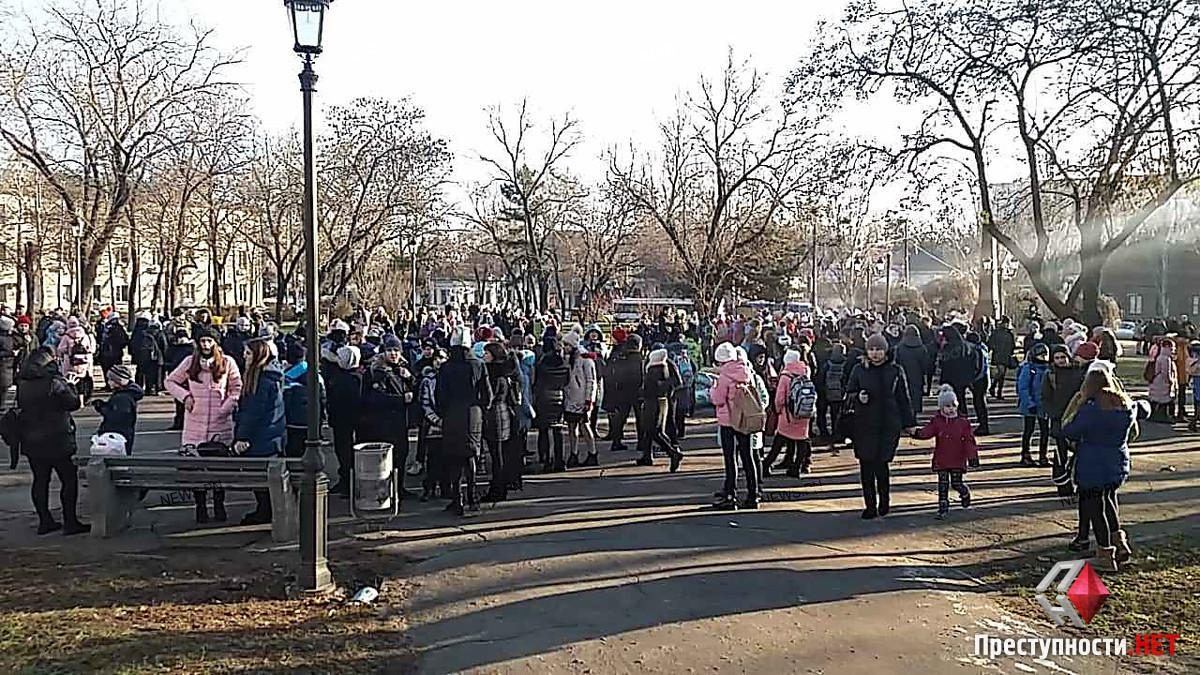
[1146,338,1178,423]
[637,348,685,471]
[845,333,918,519]
[767,348,816,477]
[129,313,166,395]
[710,342,768,510]
[96,311,129,389]
[911,385,979,519]
[965,332,992,435]
[1016,343,1052,467]
[164,327,242,523]
[481,342,519,501]
[57,320,95,401]
[893,325,930,418]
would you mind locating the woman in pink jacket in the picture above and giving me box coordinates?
[711,342,768,510]
[56,319,95,400]
[165,328,243,522]
[769,349,814,477]
[1147,339,1178,422]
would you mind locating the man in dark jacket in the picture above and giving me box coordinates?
[604,334,644,453]
[893,325,930,417]
[987,316,1017,400]
[436,327,491,515]
[16,348,88,535]
[360,335,416,495]
[533,336,570,473]
[129,315,168,395]
[222,316,255,375]
[326,345,363,496]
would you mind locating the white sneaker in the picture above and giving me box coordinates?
[406,461,423,476]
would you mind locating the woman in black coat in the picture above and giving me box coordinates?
[481,342,518,502]
[16,348,88,534]
[436,330,492,515]
[845,334,917,520]
[325,345,363,497]
[533,337,570,473]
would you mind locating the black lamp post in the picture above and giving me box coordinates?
[285,0,332,592]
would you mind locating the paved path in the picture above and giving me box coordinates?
[2,376,1197,674]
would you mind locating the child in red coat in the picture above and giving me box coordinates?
[913,384,980,518]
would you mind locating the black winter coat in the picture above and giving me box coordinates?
[130,319,166,365]
[436,347,491,459]
[95,383,144,453]
[604,349,644,410]
[98,321,129,366]
[533,351,569,427]
[360,359,414,442]
[0,330,15,380]
[893,337,930,412]
[988,327,1017,367]
[325,366,363,429]
[222,330,251,375]
[16,351,81,461]
[939,330,976,389]
[844,358,916,463]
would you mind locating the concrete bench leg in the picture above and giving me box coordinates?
[86,459,131,538]
[268,460,298,542]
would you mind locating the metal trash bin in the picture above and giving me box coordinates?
[351,442,399,519]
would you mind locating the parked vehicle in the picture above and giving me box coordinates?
[1115,321,1137,341]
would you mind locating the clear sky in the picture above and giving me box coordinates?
[146,0,850,185]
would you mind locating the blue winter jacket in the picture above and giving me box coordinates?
[283,361,326,429]
[234,361,286,457]
[1016,361,1049,418]
[515,350,536,429]
[1061,399,1150,489]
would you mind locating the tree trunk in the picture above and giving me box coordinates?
[127,207,140,317]
[274,261,288,320]
[1077,224,1106,327]
[21,242,42,316]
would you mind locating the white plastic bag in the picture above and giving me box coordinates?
[90,432,128,456]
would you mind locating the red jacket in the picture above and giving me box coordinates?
[914,413,979,471]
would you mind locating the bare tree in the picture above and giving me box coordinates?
[242,131,304,319]
[0,0,239,313]
[609,53,813,315]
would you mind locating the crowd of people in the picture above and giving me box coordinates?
[0,300,1196,573]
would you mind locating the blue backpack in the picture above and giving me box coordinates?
[671,351,694,388]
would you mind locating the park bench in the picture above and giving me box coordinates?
[75,455,304,543]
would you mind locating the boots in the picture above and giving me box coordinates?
[1112,530,1132,563]
[62,519,90,536]
[37,518,62,535]
[1094,546,1119,572]
[194,491,209,523]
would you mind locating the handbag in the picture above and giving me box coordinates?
[187,436,233,458]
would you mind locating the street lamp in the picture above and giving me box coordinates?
[284,0,332,593]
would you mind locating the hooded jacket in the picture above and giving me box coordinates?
[483,356,519,443]
[1148,343,1177,403]
[436,346,491,459]
[711,359,757,428]
[938,326,975,389]
[774,360,812,441]
[1016,358,1049,417]
[57,325,94,377]
[16,350,82,460]
[563,348,598,414]
[98,317,129,366]
[95,383,145,453]
[532,349,570,426]
[893,327,930,412]
[1042,364,1085,420]
[234,361,286,457]
[604,341,644,410]
[987,325,1017,367]
[325,363,363,430]
[130,317,166,365]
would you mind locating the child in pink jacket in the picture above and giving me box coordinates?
[771,350,813,477]
[913,385,979,518]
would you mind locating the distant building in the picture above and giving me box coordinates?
[1101,241,1200,319]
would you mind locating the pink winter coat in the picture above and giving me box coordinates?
[56,325,94,377]
[712,360,754,427]
[774,361,812,441]
[1148,345,1178,404]
[165,354,243,446]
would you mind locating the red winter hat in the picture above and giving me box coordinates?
[612,327,628,344]
[1074,341,1099,361]
[475,326,494,342]
[16,315,32,326]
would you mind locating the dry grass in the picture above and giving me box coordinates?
[0,546,415,674]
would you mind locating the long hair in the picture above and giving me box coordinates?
[242,340,275,395]
[188,341,227,383]
[1078,368,1132,411]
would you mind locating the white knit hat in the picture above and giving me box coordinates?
[647,348,668,367]
[783,349,802,366]
[714,342,738,363]
[937,384,958,409]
